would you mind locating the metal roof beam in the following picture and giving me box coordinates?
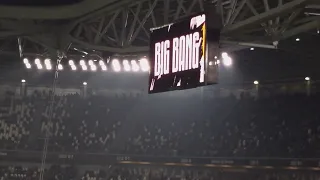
[65,0,145,33]
[0,0,135,19]
[222,40,276,49]
[71,36,149,53]
[281,19,320,40]
[222,0,308,34]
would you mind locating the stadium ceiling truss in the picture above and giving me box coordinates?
[0,0,319,57]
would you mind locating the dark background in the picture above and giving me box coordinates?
[0,0,83,6]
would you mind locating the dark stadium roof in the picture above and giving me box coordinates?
[0,0,83,6]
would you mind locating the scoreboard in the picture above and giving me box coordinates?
[148,13,220,94]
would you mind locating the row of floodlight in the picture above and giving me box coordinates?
[23,52,234,72]
[253,77,311,85]
[23,58,150,72]
[20,78,312,86]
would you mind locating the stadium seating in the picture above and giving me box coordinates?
[0,164,318,180]
[0,89,319,158]
[0,165,75,180]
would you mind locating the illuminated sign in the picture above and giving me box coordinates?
[149,13,219,94]
[154,31,202,76]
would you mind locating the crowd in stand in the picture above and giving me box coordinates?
[0,90,136,153]
[0,88,320,158]
[0,165,76,180]
[0,164,319,180]
[0,87,319,179]
[0,92,36,150]
[106,165,320,180]
[39,92,134,153]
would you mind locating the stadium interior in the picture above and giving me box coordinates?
[0,0,320,179]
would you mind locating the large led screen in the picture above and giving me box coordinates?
[148,13,207,93]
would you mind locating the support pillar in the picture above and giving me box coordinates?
[205,3,222,85]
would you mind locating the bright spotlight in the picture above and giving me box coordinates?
[58,64,63,70]
[223,57,232,66]
[254,80,259,85]
[101,65,107,71]
[209,61,214,66]
[123,60,129,64]
[216,60,220,64]
[112,59,121,72]
[35,58,40,64]
[250,47,254,51]
[69,60,74,65]
[23,58,29,64]
[25,63,31,69]
[139,58,149,72]
[88,60,93,66]
[131,60,140,72]
[81,65,88,71]
[44,59,51,70]
[37,64,43,69]
[83,82,87,86]
[80,60,86,66]
[91,65,97,71]
[221,52,232,66]
[71,65,77,71]
[296,38,300,42]
[99,60,107,70]
[44,59,51,65]
[21,79,26,83]
[99,60,105,66]
[305,77,310,81]
[221,52,228,59]
[123,60,131,71]
[46,64,52,70]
